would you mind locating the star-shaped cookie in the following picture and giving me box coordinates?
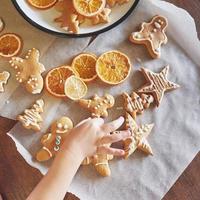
[91,8,111,25]
[138,66,180,106]
[9,48,45,94]
[0,71,10,92]
[124,112,154,158]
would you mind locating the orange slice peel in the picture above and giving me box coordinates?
[71,53,97,82]
[0,33,22,58]
[96,50,131,85]
[45,66,78,98]
[64,75,88,100]
[73,0,106,17]
[27,0,58,9]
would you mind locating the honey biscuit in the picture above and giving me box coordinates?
[36,116,73,162]
[129,15,168,58]
[54,0,85,34]
[124,112,154,158]
[78,94,115,118]
[82,151,113,177]
[91,8,111,25]
[17,99,44,131]
[0,71,10,92]
[137,66,180,106]
[9,48,45,94]
[123,92,154,118]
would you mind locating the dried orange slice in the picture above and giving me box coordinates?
[0,33,22,58]
[64,75,87,100]
[96,50,131,85]
[71,53,97,82]
[45,66,78,98]
[73,0,106,17]
[27,0,58,9]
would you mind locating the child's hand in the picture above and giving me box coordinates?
[28,117,130,200]
[61,117,130,161]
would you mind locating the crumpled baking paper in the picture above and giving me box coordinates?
[4,0,200,200]
[0,0,91,118]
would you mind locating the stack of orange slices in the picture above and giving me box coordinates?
[27,0,131,34]
[45,50,132,100]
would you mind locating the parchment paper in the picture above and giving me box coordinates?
[0,0,91,118]
[4,0,200,200]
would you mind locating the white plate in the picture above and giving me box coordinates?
[12,0,140,37]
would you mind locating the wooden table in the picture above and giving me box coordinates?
[0,1,199,199]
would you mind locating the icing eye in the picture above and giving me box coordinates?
[57,123,62,129]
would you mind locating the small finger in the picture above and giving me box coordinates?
[97,146,125,156]
[102,116,124,133]
[75,117,91,127]
[90,117,104,127]
[98,130,131,145]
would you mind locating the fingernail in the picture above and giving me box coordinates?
[127,130,131,136]
[118,116,124,122]
[120,150,125,155]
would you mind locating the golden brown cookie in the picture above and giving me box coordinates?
[123,92,154,119]
[129,15,168,58]
[17,99,44,131]
[91,8,111,25]
[82,152,113,177]
[78,94,115,118]
[0,71,10,92]
[36,116,73,162]
[54,0,85,34]
[137,66,180,107]
[9,48,45,94]
[124,112,154,158]
[106,0,129,7]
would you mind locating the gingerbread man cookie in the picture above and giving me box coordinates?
[36,117,73,162]
[106,0,129,7]
[82,151,113,177]
[17,99,44,131]
[91,8,111,25]
[78,94,115,118]
[129,15,168,58]
[9,48,45,94]
[137,66,180,106]
[0,71,10,92]
[124,112,154,158]
[54,0,85,33]
[123,92,154,119]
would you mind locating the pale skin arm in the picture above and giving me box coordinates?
[27,117,130,200]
